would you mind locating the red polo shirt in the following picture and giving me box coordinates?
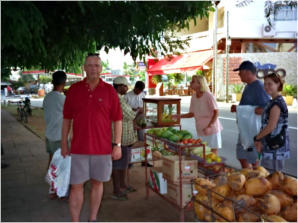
[63,78,122,155]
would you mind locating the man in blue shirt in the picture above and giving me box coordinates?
[231,61,270,169]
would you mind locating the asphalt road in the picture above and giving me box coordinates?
[181,104,297,177]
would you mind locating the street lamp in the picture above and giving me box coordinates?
[225,9,231,103]
[211,0,218,97]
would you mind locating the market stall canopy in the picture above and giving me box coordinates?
[22,70,82,77]
[101,72,112,75]
[101,73,132,78]
[22,70,46,75]
[66,73,83,79]
[147,49,213,75]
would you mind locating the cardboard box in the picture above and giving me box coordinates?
[130,147,152,163]
[148,167,167,194]
[166,181,192,207]
[153,159,163,168]
[152,152,163,167]
[162,155,198,183]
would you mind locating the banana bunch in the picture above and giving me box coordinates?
[162,112,172,122]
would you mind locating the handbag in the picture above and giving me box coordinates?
[265,125,287,150]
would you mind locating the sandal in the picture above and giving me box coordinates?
[59,196,69,201]
[124,186,137,193]
[111,192,128,201]
[49,193,58,200]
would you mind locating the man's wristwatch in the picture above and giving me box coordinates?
[113,143,121,147]
[253,135,262,142]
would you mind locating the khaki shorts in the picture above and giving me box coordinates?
[70,154,112,185]
[45,138,61,154]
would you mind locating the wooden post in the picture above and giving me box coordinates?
[159,83,164,96]
[241,41,246,53]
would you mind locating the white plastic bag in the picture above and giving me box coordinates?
[45,148,71,197]
[236,105,262,150]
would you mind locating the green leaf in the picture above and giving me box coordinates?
[2,1,212,71]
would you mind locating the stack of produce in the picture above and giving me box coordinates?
[193,166,297,222]
[147,127,194,143]
[147,128,224,171]
[150,141,173,156]
[190,146,222,163]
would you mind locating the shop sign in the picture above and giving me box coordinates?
[138,62,146,71]
[255,62,277,70]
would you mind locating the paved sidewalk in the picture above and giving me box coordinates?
[1,110,195,222]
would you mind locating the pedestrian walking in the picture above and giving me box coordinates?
[231,60,270,169]
[61,53,123,222]
[178,75,223,155]
[254,72,290,172]
[43,71,67,169]
[112,76,138,200]
[43,71,67,199]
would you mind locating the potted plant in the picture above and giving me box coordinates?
[167,82,173,95]
[151,75,162,85]
[282,84,297,105]
[232,84,244,102]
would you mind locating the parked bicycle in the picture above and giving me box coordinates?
[24,97,32,116]
[16,98,31,123]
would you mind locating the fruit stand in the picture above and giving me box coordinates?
[141,126,297,222]
[140,97,239,221]
[143,127,226,222]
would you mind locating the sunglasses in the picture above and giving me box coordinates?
[256,68,286,79]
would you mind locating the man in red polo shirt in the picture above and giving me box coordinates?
[61,53,122,222]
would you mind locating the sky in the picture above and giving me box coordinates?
[99,47,134,71]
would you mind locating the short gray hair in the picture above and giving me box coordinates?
[84,53,102,65]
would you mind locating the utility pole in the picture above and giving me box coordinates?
[212,0,218,97]
[225,10,231,103]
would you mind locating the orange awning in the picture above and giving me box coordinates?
[147,49,213,75]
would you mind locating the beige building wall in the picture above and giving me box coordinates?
[279,43,297,52]
[208,7,225,30]
[175,17,209,36]
[215,52,297,99]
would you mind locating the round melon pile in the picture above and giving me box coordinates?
[194,167,297,222]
